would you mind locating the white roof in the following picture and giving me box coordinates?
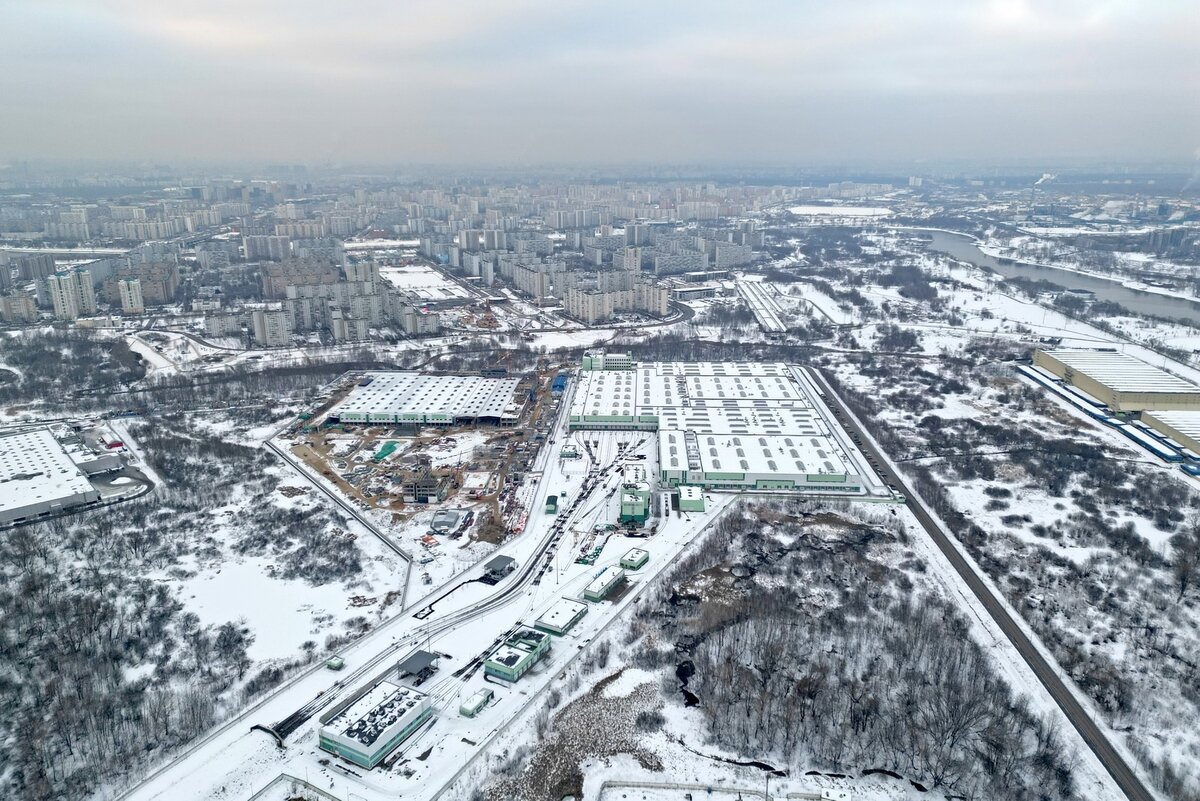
[1040,350,1200,396]
[322,680,427,745]
[622,547,649,560]
[585,565,625,594]
[570,361,806,421]
[1144,410,1200,440]
[336,372,521,419]
[536,598,588,629]
[660,429,850,476]
[678,485,703,499]
[0,428,96,516]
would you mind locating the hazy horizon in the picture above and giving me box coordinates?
[3,0,1198,166]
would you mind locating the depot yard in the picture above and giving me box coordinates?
[132,352,898,801]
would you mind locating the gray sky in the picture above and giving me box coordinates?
[2,0,1197,166]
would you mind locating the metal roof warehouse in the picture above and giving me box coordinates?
[333,372,525,425]
[1034,349,1200,412]
[566,357,863,493]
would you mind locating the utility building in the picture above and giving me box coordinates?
[583,565,626,602]
[678,485,705,512]
[534,598,589,636]
[1034,349,1200,412]
[620,548,649,570]
[484,628,550,682]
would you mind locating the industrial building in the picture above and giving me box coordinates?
[484,628,551,682]
[619,463,652,523]
[317,680,433,769]
[534,598,589,636]
[1142,411,1200,455]
[567,354,862,493]
[332,372,526,425]
[1033,349,1200,412]
[0,428,103,525]
[620,548,649,570]
[583,565,626,602]
[678,485,705,512]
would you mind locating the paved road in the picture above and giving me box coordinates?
[806,367,1154,801]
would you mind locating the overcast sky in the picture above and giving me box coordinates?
[2,0,1197,166]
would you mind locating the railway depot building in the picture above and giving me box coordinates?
[568,354,862,493]
[331,372,527,426]
[1033,349,1200,412]
[318,680,433,769]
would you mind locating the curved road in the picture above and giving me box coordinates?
[806,366,1153,801]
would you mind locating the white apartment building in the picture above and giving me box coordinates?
[118,278,145,315]
[46,270,97,320]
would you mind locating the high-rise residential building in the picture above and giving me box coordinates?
[104,262,179,306]
[261,261,341,298]
[618,247,643,271]
[0,291,38,324]
[46,269,97,320]
[118,278,145,315]
[243,235,292,261]
[251,308,293,347]
[14,253,57,281]
[343,261,380,284]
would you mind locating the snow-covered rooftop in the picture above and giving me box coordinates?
[535,598,588,631]
[0,428,98,520]
[1039,349,1200,396]
[335,372,522,421]
[322,680,427,747]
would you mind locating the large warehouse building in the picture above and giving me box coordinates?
[1142,411,1200,454]
[567,355,864,493]
[318,679,433,769]
[1033,349,1200,412]
[332,372,526,426]
[0,427,102,525]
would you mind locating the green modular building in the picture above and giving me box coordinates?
[620,548,649,570]
[459,688,494,718]
[678,485,705,512]
[619,487,651,523]
[484,628,551,682]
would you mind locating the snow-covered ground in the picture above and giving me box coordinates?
[114,414,732,801]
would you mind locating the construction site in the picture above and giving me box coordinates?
[283,368,568,555]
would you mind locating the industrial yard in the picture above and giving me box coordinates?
[121,358,742,801]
